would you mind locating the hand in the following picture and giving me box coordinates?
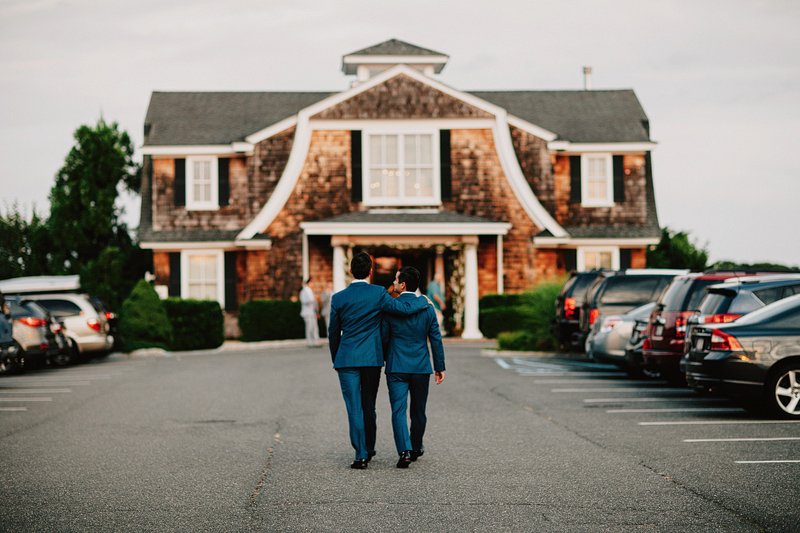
[434,371,445,384]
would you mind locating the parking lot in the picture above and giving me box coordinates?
[1,344,797,531]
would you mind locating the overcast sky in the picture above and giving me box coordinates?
[1,0,798,266]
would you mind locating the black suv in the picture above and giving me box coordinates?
[580,269,688,352]
[552,271,608,351]
[0,291,20,374]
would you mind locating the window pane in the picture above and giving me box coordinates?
[584,251,612,270]
[418,135,432,164]
[405,168,433,197]
[369,135,381,163]
[404,135,417,164]
[384,135,398,165]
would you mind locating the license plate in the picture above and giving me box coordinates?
[695,338,704,351]
[654,325,663,337]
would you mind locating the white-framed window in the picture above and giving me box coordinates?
[581,154,613,207]
[186,156,218,210]
[181,250,224,307]
[363,126,440,206]
[577,246,619,271]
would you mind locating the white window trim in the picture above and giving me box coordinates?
[180,250,225,308]
[580,153,614,207]
[186,156,219,210]
[577,246,620,271]
[362,124,441,207]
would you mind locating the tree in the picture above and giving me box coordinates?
[47,119,140,274]
[118,280,172,352]
[0,204,53,279]
[647,228,709,271]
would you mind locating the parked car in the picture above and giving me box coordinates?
[642,272,755,381]
[624,315,658,378]
[587,302,656,368]
[7,296,60,370]
[25,293,114,359]
[0,291,21,374]
[578,269,688,352]
[552,270,608,351]
[684,274,800,391]
[684,294,800,417]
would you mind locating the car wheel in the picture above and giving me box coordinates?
[766,364,800,418]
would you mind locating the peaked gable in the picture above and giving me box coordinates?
[312,74,492,120]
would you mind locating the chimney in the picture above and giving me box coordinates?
[583,66,592,90]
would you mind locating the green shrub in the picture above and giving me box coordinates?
[479,293,522,309]
[118,280,172,352]
[163,298,224,351]
[239,300,305,341]
[497,330,540,351]
[479,305,532,338]
[522,281,562,351]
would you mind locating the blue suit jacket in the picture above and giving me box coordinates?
[328,282,429,369]
[382,293,446,374]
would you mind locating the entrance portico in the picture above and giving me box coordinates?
[300,211,510,339]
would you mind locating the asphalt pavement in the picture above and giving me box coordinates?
[0,343,797,532]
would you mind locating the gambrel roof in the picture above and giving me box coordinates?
[143,89,651,146]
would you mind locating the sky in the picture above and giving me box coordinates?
[1,0,798,266]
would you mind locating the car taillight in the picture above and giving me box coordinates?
[588,308,599,326]
[642,337,652,350]
[87,318,102,333]
[702,313,742,324]
[39,343,49,351]
[19,317,47,328]
[709,329,743,351]
[600,317,621,333]
[105,311,114,320]
[675,311,694,339]
[51,323,63,334]
[564,297,577,320]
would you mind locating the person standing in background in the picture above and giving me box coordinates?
[320,281,333,337]
[425,272,446,335]
[299,278,320,347]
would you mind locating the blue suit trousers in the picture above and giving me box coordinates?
[337,367,380,460]
[387,373,430,455]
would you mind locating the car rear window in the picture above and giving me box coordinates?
[21,301,49,319]
[568,275,600,303]
[686,280,725,311]
[728,292,764,314]
[698,292,732,315]
[36,299,83,318]
[599,276,669,305]
[88,296,107,313]
[658,278,694,311]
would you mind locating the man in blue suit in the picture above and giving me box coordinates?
[328,252,430,469]
[382,266,446,469]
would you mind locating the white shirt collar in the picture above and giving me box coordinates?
[351,279,368,284]
[400,291,417,296]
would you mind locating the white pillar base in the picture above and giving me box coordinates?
[461,241,483,339]
[332,245,346,293]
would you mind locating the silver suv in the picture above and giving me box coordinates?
[26,294,113,358]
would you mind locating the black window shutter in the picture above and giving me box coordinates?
[620,249,632,270]
[440,130,452,201]
[613,155,625,203]
[218,158,230,207]
[224,252,237,311]
[569,156,581,203]
[564,249,577,272]
[174,159,186,207]
[351,131,362,202]
[168,253,181,297]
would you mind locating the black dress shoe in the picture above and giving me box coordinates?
[350,459,368,469]
[366,450,376,463]
[409,449,424,461]
[396,451,412,469]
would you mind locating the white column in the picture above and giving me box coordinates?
[496,235,504,295]
[302,233,309,281]
[332,245,346,293]
[461,242,483,339]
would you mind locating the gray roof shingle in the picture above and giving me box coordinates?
[343,39,447,57]
[143,89,650,146]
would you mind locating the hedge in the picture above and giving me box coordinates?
[239,300,305,341]
[118,280,172,352]
[497,330,540,351]
[480,281,564,350]
[479,306,533,338]
[163,298,224,351]
[479,293,522,309]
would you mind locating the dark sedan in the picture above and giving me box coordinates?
[685,294,800,417]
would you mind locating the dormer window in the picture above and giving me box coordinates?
[363,129,440,206]
[186,156,219,210]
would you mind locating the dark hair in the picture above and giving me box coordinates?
[350,252,373,280]
[398,266,421,292]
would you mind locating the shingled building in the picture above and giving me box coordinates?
[139,39,660,338]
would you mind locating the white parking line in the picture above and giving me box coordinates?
[532,379,667,385]
[684,437,800,442]
[608,407,745,413]
[0,381,91,387]
[639,420,800,426]
[585,397,728,403]
[552,388,687,393]
[36,374,114,379]
[0,389,71,394]
[735,460,800,464]
[0,407,27,412]
[0,397,52,402]
[520,372,628,377]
